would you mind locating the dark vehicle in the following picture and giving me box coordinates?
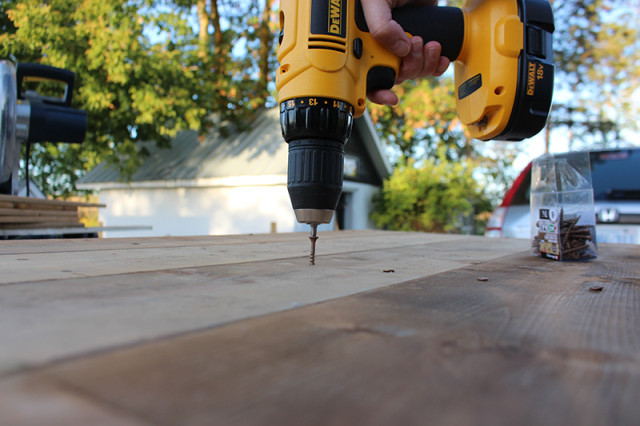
[486,148,640,244]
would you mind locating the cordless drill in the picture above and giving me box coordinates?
[276,0,554,262]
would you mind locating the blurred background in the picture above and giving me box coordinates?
[1,0,638,237]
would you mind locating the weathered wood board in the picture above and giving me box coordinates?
[0,194,104,230]
[1,231,638,425]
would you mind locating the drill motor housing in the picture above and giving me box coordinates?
[277,0,554,225]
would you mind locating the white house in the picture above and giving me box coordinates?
[77,108,392,237]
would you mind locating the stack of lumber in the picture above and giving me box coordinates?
[0,194,104,230]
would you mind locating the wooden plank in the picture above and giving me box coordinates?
[0,231,301,254]
[0,376,145,426]
[0,195,91,231]
[0,207,78,217]
[12,202,72,211]
[0,229,336,255]
[0,227,104,239]
[1,243,638,425]
[0,194,105,208]
[0,222,84,230]
[0,215,79,224]
[0,234,528,373]
[0,232,525,284]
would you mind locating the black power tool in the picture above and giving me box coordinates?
[0,61,87,195]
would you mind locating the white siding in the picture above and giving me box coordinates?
[95,180,381,238]
[342,181,381,230]
[97,184,294,238]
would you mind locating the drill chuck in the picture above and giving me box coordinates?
[280,97,354,224]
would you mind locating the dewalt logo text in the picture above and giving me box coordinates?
[328,0,342,35]
[527,62,536,96]
[527,61,545,96]
[310,0,346,38]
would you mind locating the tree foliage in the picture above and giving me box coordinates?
[0,0,277,196]
[371,153,491,233]
[549,0,640,150]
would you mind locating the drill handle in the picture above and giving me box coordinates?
[16,63,76,107]
[391,6,465,62]
[355,2,465,94]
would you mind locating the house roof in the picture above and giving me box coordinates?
[78,107,391,189]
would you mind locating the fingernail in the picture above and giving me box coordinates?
[425,42,440,55]
[393,39,411,56]
[437,58,450,74]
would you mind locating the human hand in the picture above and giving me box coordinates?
[361,0,451,105]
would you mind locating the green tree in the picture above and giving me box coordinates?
[0,0,278,196]
[170,0,277,110]
[1,0,207,195]
[371,153,491,234]
[549,0,640,150]
[0,1,16,35]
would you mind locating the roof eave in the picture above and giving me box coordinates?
[355,112,393,180]
[77,174,288,191]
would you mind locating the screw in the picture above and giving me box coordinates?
[309,223,318,266]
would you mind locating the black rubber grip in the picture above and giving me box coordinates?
[355,1,465,62]
[28,103,87,144]
[391,7,464,61]
[287,139,344,211]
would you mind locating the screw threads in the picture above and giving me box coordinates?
[309,224,319,266]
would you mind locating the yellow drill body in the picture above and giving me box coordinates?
[276,0,554,263]
[276,0,553,141]
[277,0,398,119]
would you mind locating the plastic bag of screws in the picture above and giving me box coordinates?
[530,152,598,261]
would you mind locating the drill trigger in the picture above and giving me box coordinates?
[366,66,396,92]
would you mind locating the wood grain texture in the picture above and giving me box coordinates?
[1,233,638,426]
[0,216,80,224]
[0,233,526,373]
[0,208,79,217]
[0,231,520,284]
[0,376,145,426]
[0,195,98,230]
[0,194,105,208]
